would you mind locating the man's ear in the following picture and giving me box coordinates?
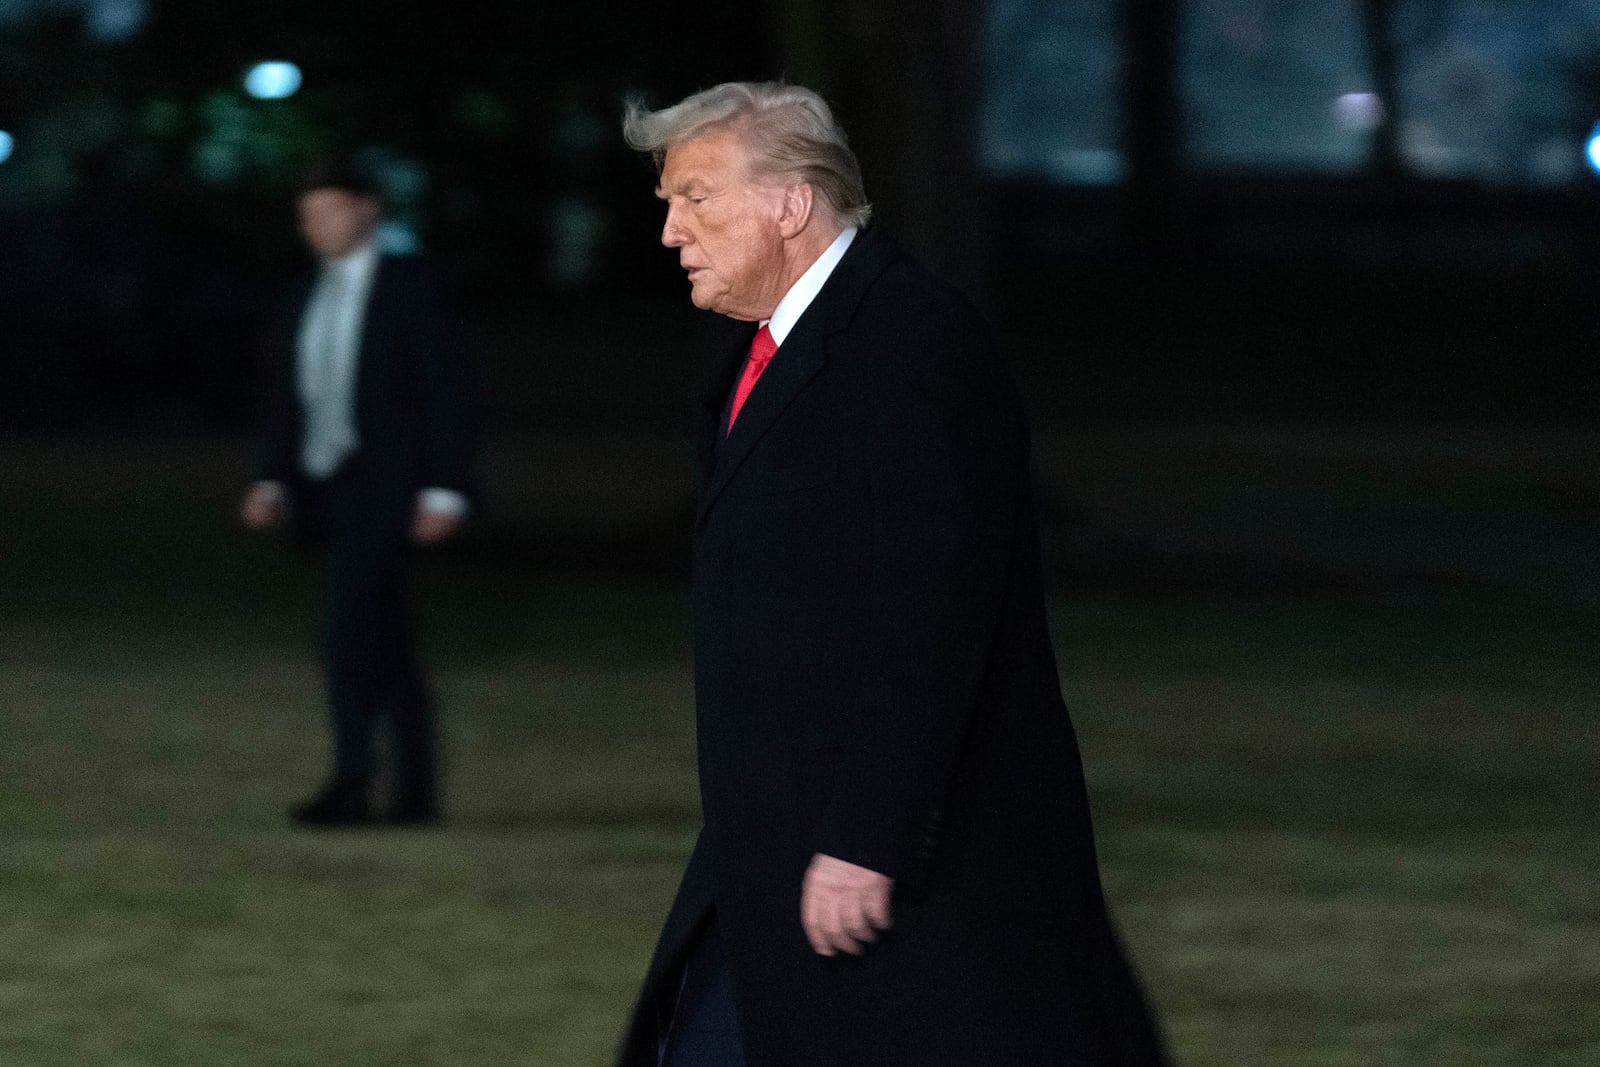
[776,182,814,239]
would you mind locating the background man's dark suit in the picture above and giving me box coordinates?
[620,226,1166,1065]
[256,253,471,819]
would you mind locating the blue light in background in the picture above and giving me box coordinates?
[244,62,302,101]
[0,131,13,164]
[1335,93,1385,133]
[1587,123,1600,176]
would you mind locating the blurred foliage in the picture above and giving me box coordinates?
[0,0,769,294]
[3,0,1597,432]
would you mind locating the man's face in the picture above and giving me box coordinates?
[656,129,790,321]
[298,188,379,261]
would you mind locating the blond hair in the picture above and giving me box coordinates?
[623,81,871,228]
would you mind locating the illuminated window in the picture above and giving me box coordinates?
[981,0,1122,184]
[982,0,1600,186]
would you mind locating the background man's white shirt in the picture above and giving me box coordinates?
[298,239,379,479]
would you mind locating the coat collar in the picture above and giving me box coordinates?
[694,226,901,522]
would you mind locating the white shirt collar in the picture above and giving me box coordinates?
[324,238,380,280]
[764,227,857,347]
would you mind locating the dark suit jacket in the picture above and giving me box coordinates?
[255,253,472,534]
[619,227,1167,1066]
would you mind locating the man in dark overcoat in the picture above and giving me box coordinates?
[240,160,472,827]
[616,82,1168,1066]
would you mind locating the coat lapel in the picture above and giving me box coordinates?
[696,318,755,489]
[696,324,827,522]
[354,255,392,386]
[694,227,901,524]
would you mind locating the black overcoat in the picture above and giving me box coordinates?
[619,228,1167,1066]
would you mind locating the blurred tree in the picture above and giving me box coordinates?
[1358,0,1404,180]
[767,0,989,304]
[1119,0,1181,257]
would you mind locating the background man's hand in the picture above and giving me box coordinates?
[239,484,284,530]
[411,506,460,546]
[801,853,894,957]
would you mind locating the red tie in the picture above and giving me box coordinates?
[727,324,777,430]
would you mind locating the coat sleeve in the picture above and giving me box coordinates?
[816,293,1025,885]
[399,260,474,497]
[252,293,304,484]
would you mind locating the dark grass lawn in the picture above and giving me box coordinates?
[1,432,1595,1065]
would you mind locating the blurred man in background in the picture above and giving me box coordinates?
[240,159,472,828]
[616,82,1167,1066]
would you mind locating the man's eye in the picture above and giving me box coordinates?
[689,197,705,205]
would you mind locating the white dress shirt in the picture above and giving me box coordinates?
[764,227,857,344]
[298,240,379,479]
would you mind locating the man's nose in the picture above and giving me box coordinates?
[661,207,688,248]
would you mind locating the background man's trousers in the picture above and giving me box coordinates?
[300,464,437,811]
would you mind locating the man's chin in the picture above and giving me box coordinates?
[687,280,732,313]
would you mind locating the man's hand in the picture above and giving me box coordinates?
[239,484,284,530]
[801,853,893,957]
[411,506,460,546]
